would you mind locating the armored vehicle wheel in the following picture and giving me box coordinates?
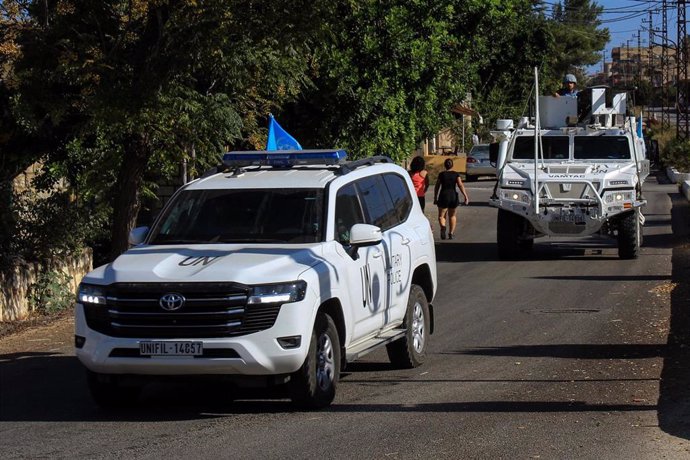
[387,285,430,368]
[86,371,141,408]
[617,211,641,259]
[497,209,531,260]
[289,312,340,409]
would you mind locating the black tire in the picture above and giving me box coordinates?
[386,285,430,368]
[86,370,141,408]
[465,173,477,182]
[617,211,641,259]
[497,209,531,260]
[289,313,340,409]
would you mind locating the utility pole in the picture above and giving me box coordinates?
[662,0,671,129]
[637,31,643,83]
[678,0,689,139]
[645,10,654,87]
[625,39,632,86]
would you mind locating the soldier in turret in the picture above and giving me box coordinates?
[554,74,579,98]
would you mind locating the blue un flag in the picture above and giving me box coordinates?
[266,114,302,151]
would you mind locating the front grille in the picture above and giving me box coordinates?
[543,183,593,200]
[84,282,282,338]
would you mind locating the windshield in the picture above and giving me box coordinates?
[512,136,569,160]
[148,188,324,244]
[574,136,630,160]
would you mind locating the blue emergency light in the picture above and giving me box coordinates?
[223,149,347,169]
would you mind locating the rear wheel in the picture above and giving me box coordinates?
[289,313,340,409]
[497,209,532,260]
[617,211,641,259]
[86,371,141,408]
[387,285,430,368]
[465,173,477,182]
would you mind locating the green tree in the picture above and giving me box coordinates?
[6,0,330,259]
[549,0,609,77]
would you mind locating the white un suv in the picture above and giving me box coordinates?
[75,150,437,409]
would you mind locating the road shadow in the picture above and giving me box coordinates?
[435,241,621,263]
[435,242,499,262]
[658,191,690,440]
[449,343,666,360]
[0,353,307,421]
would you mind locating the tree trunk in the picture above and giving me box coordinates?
[110,135,149,260]
[0,177,15,268]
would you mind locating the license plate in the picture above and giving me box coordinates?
[139,341,203,356]
[558,211,585,224]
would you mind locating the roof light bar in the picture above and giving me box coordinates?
[223,149,347,168]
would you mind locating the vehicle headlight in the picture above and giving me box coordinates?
[77,284,107,306]
[248,281,307,304]
[604,191,633,203]
[502,189,531,204]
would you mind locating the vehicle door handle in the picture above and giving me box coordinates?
[372,250,382,258]
[401,238,411,245]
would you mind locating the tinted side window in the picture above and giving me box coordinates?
[356,175,397,231]
[382,173,413,225]
[334,183,365,244]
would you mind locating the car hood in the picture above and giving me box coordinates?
[84,244,323,285]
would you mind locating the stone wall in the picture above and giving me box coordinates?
[0,249,93,322]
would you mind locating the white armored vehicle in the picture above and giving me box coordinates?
[489,86,649,259]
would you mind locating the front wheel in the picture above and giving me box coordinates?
[386,285,430,368]
[497,209,532,260]
[617,211,641,259]
[289,313,340,409]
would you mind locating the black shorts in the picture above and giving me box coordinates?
[437,192,459,209]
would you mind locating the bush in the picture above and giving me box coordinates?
[661,138,690,172]
[27,270,74,315]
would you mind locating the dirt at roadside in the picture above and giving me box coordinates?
[0,310,75,355]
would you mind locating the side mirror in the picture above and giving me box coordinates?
[128,226,149,246]
[489,143,499,166]
[350,223,382,246]
[347,224,382,260]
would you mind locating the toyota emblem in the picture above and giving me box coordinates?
[159,293,186,311]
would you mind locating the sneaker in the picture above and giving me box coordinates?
[440,227,446,240]
[448,233,454,240]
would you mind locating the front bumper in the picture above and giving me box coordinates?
[74,300,315,376]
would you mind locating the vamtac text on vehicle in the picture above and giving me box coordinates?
[74,150,437,409]
[489,84,649,260]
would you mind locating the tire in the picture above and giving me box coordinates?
[86,370,141,408]
[617,211,641,259]
[386,285,430,368]
[289,313,340,409]
[497,209,531,260]
[465,173,477,182]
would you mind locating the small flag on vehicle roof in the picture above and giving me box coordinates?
[266,114,302,151]
[637,114,643,139]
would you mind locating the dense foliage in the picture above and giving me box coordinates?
[0,0,610,268]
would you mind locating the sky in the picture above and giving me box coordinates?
[571,0,680,74]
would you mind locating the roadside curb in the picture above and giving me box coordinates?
[666,166,690,201]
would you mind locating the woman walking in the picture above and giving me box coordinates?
[409,156,429,210]
[433,158,469,240]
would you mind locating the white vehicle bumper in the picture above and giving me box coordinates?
[74,301,315,376]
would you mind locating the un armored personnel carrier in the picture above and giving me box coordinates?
[489,86,649,259]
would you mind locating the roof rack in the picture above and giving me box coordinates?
[336,155,393,175]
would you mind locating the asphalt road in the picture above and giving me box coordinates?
[2,170,690,459]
